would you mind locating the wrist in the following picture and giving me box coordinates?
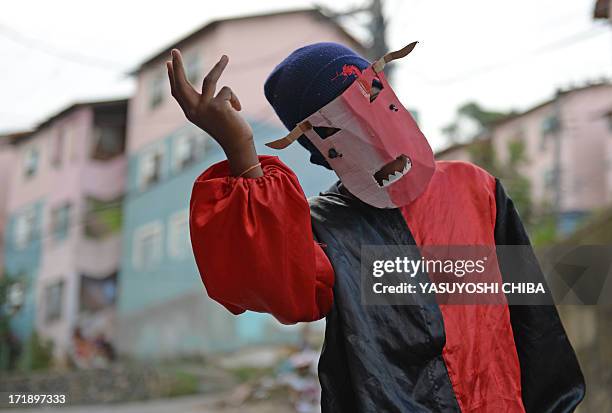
[223,136,263,178]
[223,135,256,159]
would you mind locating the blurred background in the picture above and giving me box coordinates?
[0,1,610,412]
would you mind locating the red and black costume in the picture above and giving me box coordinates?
[190,155,585,412]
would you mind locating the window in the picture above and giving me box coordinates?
[185,54,202,85]
[540,114,559,151]
[541,115,559,135]
[7,281,25,312]
[133,222,163,270]
[50,203,71,241]
[139,146,164,190]
[148,71,165,109]
[51,130,65,167]
[91,125,125,160]
[23,146,39,178]
[84,197,123,239]
[79,273,117,313]
[173,131,206,172]
[14,207,37,249]
[168,210,189,259]
[45,281,64,323]
[64,127,77,162]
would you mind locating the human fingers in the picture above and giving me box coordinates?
[201,55,229,102]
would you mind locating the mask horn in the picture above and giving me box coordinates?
[372,41,418,74]
[265,120,312,149]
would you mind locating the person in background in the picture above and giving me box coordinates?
[71,327,94,369]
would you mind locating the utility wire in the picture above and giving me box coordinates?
[415,26,611,86]
[0,21,125,72]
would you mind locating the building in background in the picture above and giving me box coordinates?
[0,133,21,274]
[118,9,366,358]
[3,100,127,360]
[437,82,612,234]
[594,0,611,22]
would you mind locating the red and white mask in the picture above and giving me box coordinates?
[266,42,435,209]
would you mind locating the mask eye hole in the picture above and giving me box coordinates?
[328,148,342,159]
[313,126,341,140]
[370,78,384,102]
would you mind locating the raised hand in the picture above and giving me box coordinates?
[167,50,262,177]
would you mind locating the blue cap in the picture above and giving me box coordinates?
[264,42,370,168]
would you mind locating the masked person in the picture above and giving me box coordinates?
[167,42,584,413]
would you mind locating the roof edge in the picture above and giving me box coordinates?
[129,7,367,75]
[8,98,128,145]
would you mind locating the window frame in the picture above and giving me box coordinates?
[132,221,163,270]
[14,207,37,249]
[50,202,72,241]
[168,209,189,259]
[138,144,165,191]
[148,70,165,110]
[172,130,206,173]
[44,280,64,323]
[51,130,65,167]
[23,146,40,178]
[184,53,202,86]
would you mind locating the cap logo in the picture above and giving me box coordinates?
[332,64,362,81]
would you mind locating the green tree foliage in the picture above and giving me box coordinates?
[467,140,501,176]
[529,210,558,247]
[0,275,13,371]
[442,101,515,144]
[0,275,53,372]
[17,332,54,372]
[468,138,533,226]
[503,139,533,224]
[456,102,512,130]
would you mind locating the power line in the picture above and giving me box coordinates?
[416,26,611,86]
[0,21,125,72]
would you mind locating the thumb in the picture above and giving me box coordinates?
[215,86,242,111]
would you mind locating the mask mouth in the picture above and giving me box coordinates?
[373,155,412,187]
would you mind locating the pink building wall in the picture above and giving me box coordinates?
[5,103,126,358]
[437,84,612,214]
[127,11,366,153]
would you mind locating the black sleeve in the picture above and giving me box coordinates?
[494,179,585,413]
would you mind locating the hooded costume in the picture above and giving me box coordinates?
[189,42,584,412]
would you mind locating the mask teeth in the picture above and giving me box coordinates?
[375,155,412,188]
[382,171,404,187]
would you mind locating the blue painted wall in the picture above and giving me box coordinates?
[118,119,335,355]
[3,200,44,341]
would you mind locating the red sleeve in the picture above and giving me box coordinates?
[189,155,334,324]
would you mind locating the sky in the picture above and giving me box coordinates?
[0,0,610,150]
